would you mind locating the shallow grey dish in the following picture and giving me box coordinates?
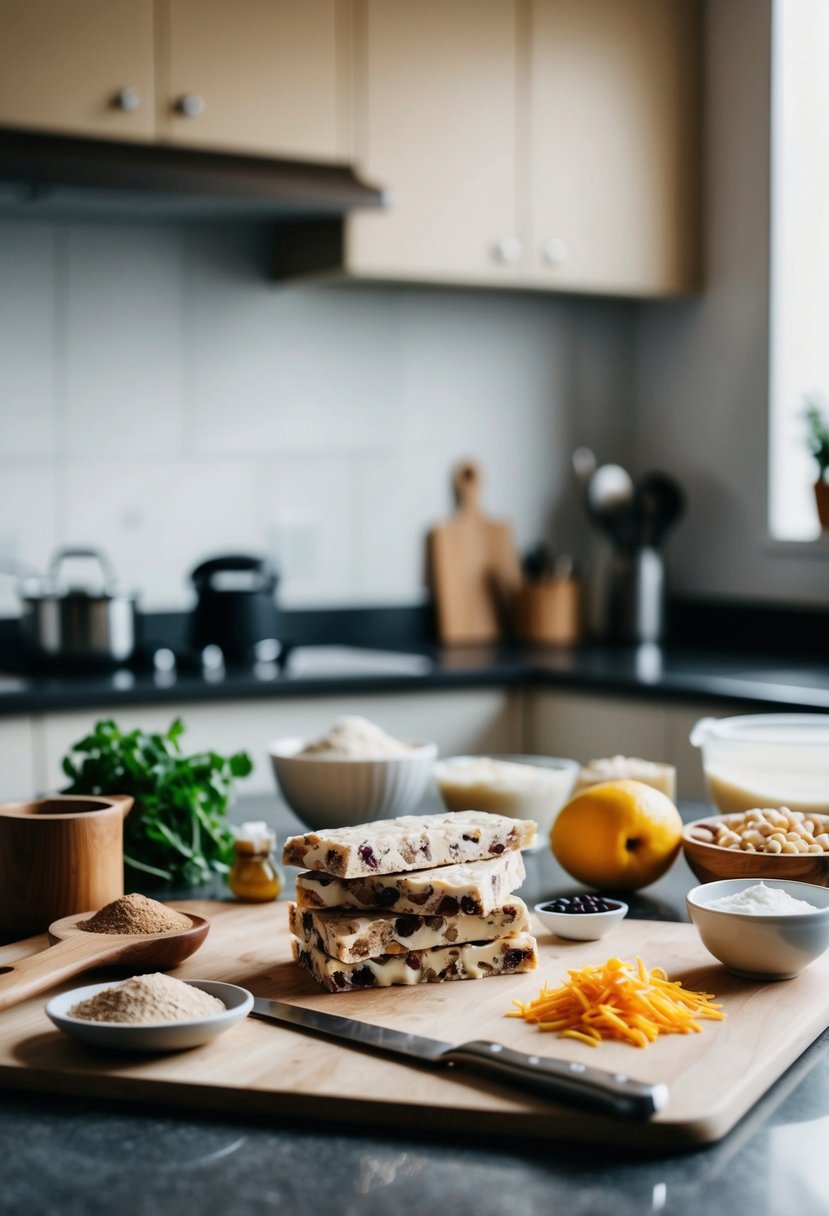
[46,980,253,1053]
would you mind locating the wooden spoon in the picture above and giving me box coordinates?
[0,911,210,1013]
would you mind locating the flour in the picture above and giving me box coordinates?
[707,882,819,915]
[68,973,225,1024]
[299,716,413,758]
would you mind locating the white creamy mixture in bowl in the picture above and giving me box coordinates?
[433,754,579,841]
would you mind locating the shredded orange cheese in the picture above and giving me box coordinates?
[507,956,725,1048]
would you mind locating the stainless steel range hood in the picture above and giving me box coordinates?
[0,127,385,221]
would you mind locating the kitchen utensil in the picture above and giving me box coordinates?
[587,464,636,548]
[2,903,828,1149]
[190,553,280,662]
[686,879,829,979]
[46,979,252,1053]
[0,794,133,942]
[636,471,685,547]
[690,713,829,817]
[19,547,138,667]
[0,908,209,1013]
[249,996,666,1119]
[428,461,522,644]
[269,735,438,830]
[534,898,628,942]
[682,812,829,887]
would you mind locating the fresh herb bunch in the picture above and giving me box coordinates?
[62,718,254,886]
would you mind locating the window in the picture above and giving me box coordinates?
[769,0,829,541]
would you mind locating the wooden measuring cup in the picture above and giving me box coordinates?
[0,794,133,943]
[0,911,209,1012]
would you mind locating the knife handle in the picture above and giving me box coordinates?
[443,1041,667,1121]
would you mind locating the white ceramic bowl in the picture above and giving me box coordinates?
[46,980,253,1052]
[534,898,628,941]
[686,878,829,980]
[269,736,438,830]
[433,754,580,844]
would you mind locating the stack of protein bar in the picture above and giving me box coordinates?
[282,810,539,992]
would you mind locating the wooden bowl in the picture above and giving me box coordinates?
[682,813,829,887]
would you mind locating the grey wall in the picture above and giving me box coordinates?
[635,0,828,606]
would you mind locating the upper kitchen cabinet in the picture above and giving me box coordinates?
[345,0,520,284]
[0,0,155,142]
[282,0,701,296]
[527,0,701,296]
[155,0,350,162]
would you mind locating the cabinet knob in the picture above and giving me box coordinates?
[175,93,206,119]
[541,238,568,268]
[493,236,523,265]
[112,88,141,113]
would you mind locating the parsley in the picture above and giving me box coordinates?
[61,718,254,886]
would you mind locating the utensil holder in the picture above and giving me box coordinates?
[514,578,583,645]
[0,794,132,943]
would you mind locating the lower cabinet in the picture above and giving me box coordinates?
[526,689,749,802]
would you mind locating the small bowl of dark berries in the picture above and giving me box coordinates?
[534,894,628,941]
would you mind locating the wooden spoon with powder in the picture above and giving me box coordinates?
[0,893,209,1013]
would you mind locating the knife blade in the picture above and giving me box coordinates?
[250,997,668,1120]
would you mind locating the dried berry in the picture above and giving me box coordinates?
[394,915,420,938]
[358,844,379,869]
[405,953,421,971]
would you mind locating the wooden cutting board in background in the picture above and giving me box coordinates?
[2,901,829,1150]
[428,461,522,644]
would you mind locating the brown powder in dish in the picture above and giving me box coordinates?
[79,893,191,936]
[68,972,225,1024]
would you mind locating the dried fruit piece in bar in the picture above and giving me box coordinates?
[282,810,536,879]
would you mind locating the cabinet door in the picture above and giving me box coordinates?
[157,0,349,161]
[528,0,700,296]
[0,0,154,141]
[347,0,521,284]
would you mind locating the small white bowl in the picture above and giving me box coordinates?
[534,897,628,941]
[434,754,580,845]
[46,980,253,1053]
[270,736,438,830]
[686,878,829,980]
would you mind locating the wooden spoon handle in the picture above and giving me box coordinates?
[0,934,124,1012]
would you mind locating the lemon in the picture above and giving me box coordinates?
[551,779,683,891]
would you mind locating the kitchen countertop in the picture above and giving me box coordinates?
[2,794,829,1216]
[1,639,829,715]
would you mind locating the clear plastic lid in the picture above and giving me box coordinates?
[690,714,829,749]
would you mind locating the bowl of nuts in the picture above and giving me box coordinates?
[683,808,829,888]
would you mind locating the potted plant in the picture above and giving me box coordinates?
[804,395,829,530]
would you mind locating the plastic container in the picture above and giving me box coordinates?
[690,714,829,816]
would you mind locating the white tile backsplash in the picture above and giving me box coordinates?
[0,221,633,611]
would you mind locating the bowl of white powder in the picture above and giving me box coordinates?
[686,878,829,980]
[269,716,438,829]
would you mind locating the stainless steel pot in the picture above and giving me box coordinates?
[20,547,138,666]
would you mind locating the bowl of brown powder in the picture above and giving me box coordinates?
[46,973,253,1052]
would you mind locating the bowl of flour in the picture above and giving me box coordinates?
[686,878,829,980]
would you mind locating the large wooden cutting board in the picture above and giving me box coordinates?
[428,461,522,644]
[0,900,827,1151]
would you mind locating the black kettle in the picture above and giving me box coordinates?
[190,554,280,661]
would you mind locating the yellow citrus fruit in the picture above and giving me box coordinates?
[551,779,683,891]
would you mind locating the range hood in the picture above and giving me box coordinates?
[0,127,385,221]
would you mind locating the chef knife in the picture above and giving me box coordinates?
[250,997,668,1120]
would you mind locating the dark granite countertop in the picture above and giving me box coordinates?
[0,639,828,715]
[2,794,829,1216]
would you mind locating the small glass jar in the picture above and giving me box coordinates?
[228,821,282,903]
